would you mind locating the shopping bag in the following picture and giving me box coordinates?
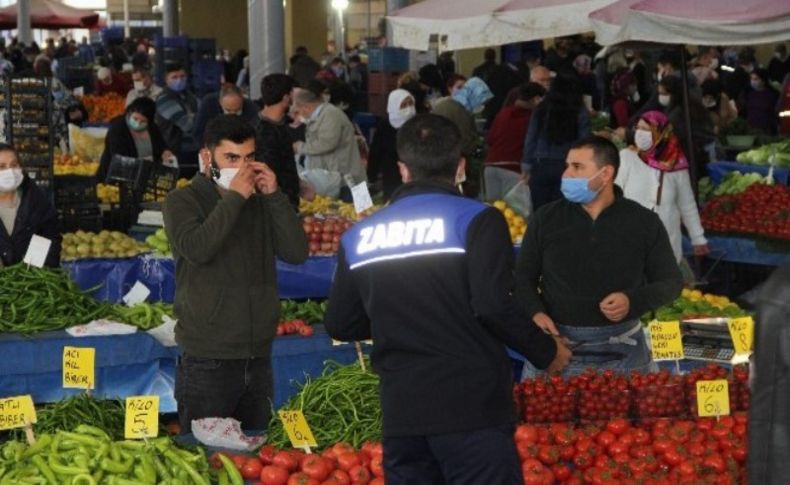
[503,180,532,219]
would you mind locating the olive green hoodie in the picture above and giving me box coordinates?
[163,174,308,359]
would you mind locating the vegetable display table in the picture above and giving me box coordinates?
[683,235,790,266]
[63,255,338,302]
[0,325,368,413]
[707,160,789,186]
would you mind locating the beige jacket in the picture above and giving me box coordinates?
[300,103,366,184]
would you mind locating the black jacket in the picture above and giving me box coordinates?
[99,115,167,181]
[324,181,557,437]
[254,116,301,208]
[194,92,260,146]
[0,177,61,268]
[366,118,401,201]
[749,264,790,484]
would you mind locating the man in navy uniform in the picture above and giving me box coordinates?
[324,114,570,484]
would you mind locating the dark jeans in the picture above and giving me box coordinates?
[382,424,521,485]
[175,353,273,434]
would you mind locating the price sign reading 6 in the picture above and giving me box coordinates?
[124,396,159,439]
[696,379,730,417]
[278,410,317,448]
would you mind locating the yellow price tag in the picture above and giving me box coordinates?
[696,379,730,417]
[648,321,685,361]
[727,316,754,355]
[278,410,317,448]
[0,395,37,431]
[63,346,95,390]
[124,396,159,439]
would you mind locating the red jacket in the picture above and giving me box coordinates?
[485,105,531,172]
[95,73,129,97]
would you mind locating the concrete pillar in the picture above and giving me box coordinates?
[285,0,329,69]
[248,0,285,100]
[17,0,31,46]
[123,0,131,38]
[162,0,178,37]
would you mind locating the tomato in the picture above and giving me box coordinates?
[702,454,726,474]
[607,441,628,457]
[631,428,650,446]
[272,451,299,473]
[302,455,331,481]
[230,454,248,470]
[333,443,356,457]
[572,452,593,470]
[299,325,315,337]
[596,431,616,448]
[653,439,673,455]
[260,465,290,485]
[537,445,560,466]
[515,424,539,444]
[662,449,683,467]
[337,453,362,472]
[522,458,554,485]
[559,445,575,461]
[242,458,264,479]
[259,445,277,465]
[368,479,385,485]
[348,464,371,484]
[369,455,384,478]
[328,469,351,485]
[606,418,630,436]
[551,463,571,481]
[287,472,320,485]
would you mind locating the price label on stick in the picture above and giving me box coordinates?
[123,281,151,306]
[0,395,37,431]
[124,396,159,439]
[648,320,685,361]
[62,346,95,390]
[278,410,317,449]
[350,182,373,215]
[22,235,52,268]
[728,316,754,355]
[696,379,730,417]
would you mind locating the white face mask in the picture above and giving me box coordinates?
[214,167,239,190]
[133,80,146,92]
[634,129,653,151]
[0,167,23,192]
[388,106,416,129]
[702,96,717,109]
[658,94,671,107]
[322,94,332,104]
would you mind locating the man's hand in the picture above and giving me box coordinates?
[249,161,278,195]
[693,243,710,256]
[533,312,560,336]
[228,163,257,199]
[293,141,305,154]
[546,336,572,375]
[600,292,630,322]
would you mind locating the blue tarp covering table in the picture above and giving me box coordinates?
[0,326,366,413]
[683,235,790,266]
[64,255,338,302]
[707,161,789,185]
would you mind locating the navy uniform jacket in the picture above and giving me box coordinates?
[324,180,556,437]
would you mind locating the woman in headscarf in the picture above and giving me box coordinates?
[432,77,493,157]
[367,89,416,201]
[616,111,708,271]
[609,68,638,128]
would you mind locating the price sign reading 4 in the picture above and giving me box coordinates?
[278,410,317,449]
[62,346,95,390]
[696,379,730,417]
[124,396,159,439]
[0,395,37,431]
[727,316,754,355]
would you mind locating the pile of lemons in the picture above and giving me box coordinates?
[492,200,527,244]
[681,288,732,310]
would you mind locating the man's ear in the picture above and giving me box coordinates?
[199,148,211,175]
[398,161,412,183]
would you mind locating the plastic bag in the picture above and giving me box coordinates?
[192,417,266,452]
[504,180,532,219]
[68,123,108,161]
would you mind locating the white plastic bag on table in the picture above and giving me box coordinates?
[192,418,266,452]
[503,180,532,219]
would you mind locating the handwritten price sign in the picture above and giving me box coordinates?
[696,379,730,417]
[278,410,317,448]
[124,396,159,439]
[727,316,754,355]
[63,346,95,390]
[0,396,37,431]
[648,321,685,361]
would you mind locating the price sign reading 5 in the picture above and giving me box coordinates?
[727,316,754,355]
[278,410,317,448]
[124,396,159,439]
[696,379,730,417]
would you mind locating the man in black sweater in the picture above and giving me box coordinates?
[516,135,682,377]
[254,74,301,208]
[325,114,570,484]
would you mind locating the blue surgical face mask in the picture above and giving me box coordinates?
[167,77,187,92]
[561,168,605,204]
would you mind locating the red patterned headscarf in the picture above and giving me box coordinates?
[638,111,689,172]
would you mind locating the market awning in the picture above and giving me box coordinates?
[0,0,100,30]
[387,0,617,51]
[590,0,790,46]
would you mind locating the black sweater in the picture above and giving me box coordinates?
[515,191,683,327]
[324,181,557,437]
[255,116,301,208]
[99,115,167,181]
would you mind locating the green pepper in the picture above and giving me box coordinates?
[216,453,243,485]
[30,455,57,485]
[47,454,89,476]
[163,450,209,485]
[99,455,134,474]
[71,474,97,485]
[21,435,51,459]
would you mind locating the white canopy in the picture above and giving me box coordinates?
[387,0,616,51]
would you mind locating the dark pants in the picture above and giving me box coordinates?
[382,424,521,485]
[175,353,273,433]
[529,157,566,210]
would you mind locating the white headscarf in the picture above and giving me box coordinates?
[387,89,416,129]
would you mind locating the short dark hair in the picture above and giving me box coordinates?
[165,62,184,74]
[484,48,496,61]
[260,74,296,107]
[396,114,462,182]
[203,114,256,149]
[568,135,620,178]
[656,51,680,70]
[0,142,16,155]
[445,73,466,91]
[518,82,546,102]
[126,97,156,122]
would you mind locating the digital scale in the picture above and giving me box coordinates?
[680,318,738,364]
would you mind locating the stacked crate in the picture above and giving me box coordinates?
[366,47,409,117]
